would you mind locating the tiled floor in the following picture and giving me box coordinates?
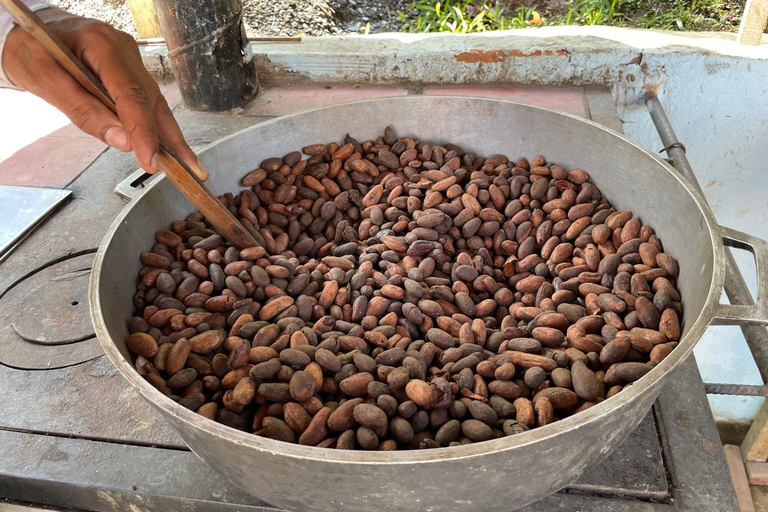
[0,82,180,189]
[0,128,107,188]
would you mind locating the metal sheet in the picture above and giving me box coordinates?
[566,413,667,500]
[0,186,71,261]
[0,356,184,447]
[7,253,95,346]
[654,357,741,511]
[0,253,103,369]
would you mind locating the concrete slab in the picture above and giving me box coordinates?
[159,81,182,110]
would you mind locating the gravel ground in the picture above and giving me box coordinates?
[47,0,410,38]
[330,0,410,33]
[49,0,138,37]
[244,0,344,37]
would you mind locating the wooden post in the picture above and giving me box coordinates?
[127,0,162,39]
[738,0,768,45]
[725,445,757,512]
[746,461,768,485]
[742,400,768,461]
[153,0,259,111]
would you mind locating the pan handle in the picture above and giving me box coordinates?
[115,169,159,202]
[710,226,768,326]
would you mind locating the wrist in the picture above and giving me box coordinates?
[1,7,82,91]
[37,6,79,25]
[0,1,60,89]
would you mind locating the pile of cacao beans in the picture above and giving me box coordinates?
[125,126,682,450]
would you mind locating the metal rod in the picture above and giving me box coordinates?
[705,383,768,398]
[645,92,768,383]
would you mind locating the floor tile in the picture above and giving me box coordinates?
[0,89,70,163]
[0,135,107,188]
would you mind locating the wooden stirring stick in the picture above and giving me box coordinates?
[0,0,258,250]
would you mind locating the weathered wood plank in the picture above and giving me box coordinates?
[127,0,162,39]
[742,400,768,462]
[738,0,768,45]
[725,444,756,512]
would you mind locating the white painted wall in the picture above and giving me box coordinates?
[0,89,69,163]
[618,50,768,425]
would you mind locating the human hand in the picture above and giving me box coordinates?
[2,9,207,179]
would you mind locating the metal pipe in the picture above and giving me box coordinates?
[152,0,259,111]
[645,92,768,383]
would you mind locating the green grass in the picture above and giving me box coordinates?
[398,0,745,33]
[399,1,526,33]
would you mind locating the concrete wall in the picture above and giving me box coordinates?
[614,34,768,426]
[142,26,768,424]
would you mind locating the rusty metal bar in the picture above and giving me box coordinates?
[645,92,768,384]
[705,383,768,397]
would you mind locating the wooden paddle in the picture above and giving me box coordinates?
[0,0,258,249]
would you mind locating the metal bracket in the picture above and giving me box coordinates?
[115,169,160,202]
[659,141,687,154]
[646,92,768,384]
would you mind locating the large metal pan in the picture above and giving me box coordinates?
[90,97,768,512]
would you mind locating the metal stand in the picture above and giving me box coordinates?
[646,92,768,386]
[647,93,768,467]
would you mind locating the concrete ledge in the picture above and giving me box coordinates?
[140,43,172,81]
[142,26,768,108]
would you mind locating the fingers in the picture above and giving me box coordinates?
[3,31,130,151]
[101,69,160,172]
[69,22,206,178]
[150,91,209,181]
[8,17,206,178]
[66,25,159,172]
[54,76,128,149]
[116,35,209,181]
